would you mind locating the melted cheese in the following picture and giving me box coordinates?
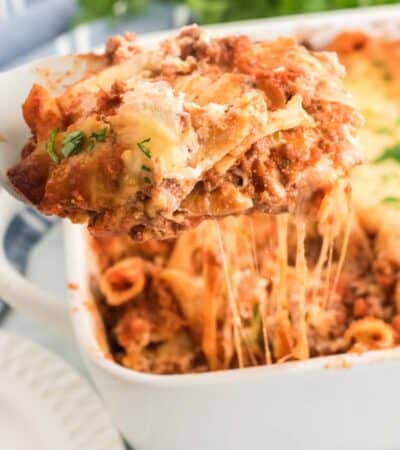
[215,222,245,368]
[292,219,309,360]
[115,81,199,181]
[347,57,400,217]
[214,94,315,175]
[117,83,316,190]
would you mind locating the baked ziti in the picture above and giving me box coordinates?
[86,32,400,374]
[7,26,362,240]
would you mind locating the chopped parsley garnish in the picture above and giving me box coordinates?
[61,130,84,158]
[141,161,152,184]
[382,196,400,209]
[137,137,151,159]
[86,140,95,151]
[86,127,108,151]
[374,143,400,165]
[46,128,60,164]
[143,176,152,185]
[46,127,108,163]
[91,127,108,142]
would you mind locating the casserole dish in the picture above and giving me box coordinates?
[1,6,400,449]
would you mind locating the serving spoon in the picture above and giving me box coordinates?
[0,53,105,205]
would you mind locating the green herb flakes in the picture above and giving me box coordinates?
[143,176,152,185]
[137,137,151,159]
[61,130,84,158]
[374,143,400,165]
[86,139,95,151]
[46,128,60,164]
[91,127,108,142]
[141,165,151,172]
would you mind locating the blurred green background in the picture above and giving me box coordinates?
[75,0,400,25]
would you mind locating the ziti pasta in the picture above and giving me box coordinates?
[7,26,361,240]
[87,32,400,374]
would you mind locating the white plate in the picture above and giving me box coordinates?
[0,329,124,450]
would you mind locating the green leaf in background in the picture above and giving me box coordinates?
[74,0,400,26]
[188,0,399,22]
[74,0,150,25]
[187,0,229,23]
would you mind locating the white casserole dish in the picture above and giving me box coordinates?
[1,6,400,449]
